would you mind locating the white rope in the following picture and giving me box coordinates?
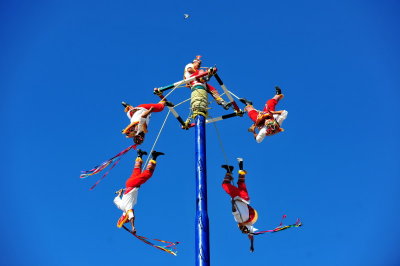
[227,90,241,100]
[159,84,185,102]
[142,110,171,170]
[211,117,230,166]
[175,97,191,107]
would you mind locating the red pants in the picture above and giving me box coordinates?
[262,99,278,112]
[206,84,218,93]
[222,181,250,201]
[137,103,165,112]
[246,98,278,123]
[125,160,155,191]
[247,109,259,123]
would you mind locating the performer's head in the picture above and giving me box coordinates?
[126,124,138,138]
[185,63,194,71]
[192,55,202,69]
[133,132,145,144]
[239,225,250,234]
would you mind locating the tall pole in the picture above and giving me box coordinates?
[195,114,210,266]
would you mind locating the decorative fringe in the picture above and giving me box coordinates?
[122,226,179,256]
[253,215,302,235]
[80,145,137,190]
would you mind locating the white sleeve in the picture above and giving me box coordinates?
[274,110,288,126]
[256,127,267,143]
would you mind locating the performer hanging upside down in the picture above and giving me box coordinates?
[184,55,231,110]
[121,101,173,145]
[221,158,257,252]
[240,86,288,143]
[114,149,165,233]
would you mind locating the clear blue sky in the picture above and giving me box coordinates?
[2,0,399,265]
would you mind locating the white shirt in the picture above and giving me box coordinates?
[184,63,194,78]
[183,64,207,89]
[232,200,250,223]
[232,197,258,233]
[126,107,151,135]
[114,187,140,215]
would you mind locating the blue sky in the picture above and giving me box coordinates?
[1,0,399,265]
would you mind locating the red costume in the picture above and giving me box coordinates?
[222,178,250,202]
[124,158,156,193]
[184,59,231,110]
[263,98,278,112]
[246,98,279,123]
[222,171,258,231]
[114,157,157,228]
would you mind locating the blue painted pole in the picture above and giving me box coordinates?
[195,114,210,266]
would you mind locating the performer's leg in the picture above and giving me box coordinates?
[237,170,250,201]
[221,165,241,197]
[133,150,165,187]
[222,174,241,198]
[207,84,231,110]
[125,158,142,187]
[133,157,142,175]
[206,83,218,93]
[137,103,165,112]
[245,106,259,123]
[136,159,156,186]
[263,86,284,112]
[263,98,278,112]
[131,149,147,175]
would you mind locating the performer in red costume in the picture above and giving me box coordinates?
[121,101,172,144]
[114,149,165,233]
[184,56,231,110]
[240,86,288,143]
[221,158,257,252]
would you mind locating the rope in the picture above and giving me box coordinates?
[175,97,191,107]
[211,118,230,166]
[142,110,171,169]
[159,84,184,102]
[227,90,241,100]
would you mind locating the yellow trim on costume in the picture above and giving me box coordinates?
[117,214,128,228]
[150,159,157,164]
[251,209,258,225]
[238,170,247,175]
[239,208,258,226]
[135,157,143,162]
